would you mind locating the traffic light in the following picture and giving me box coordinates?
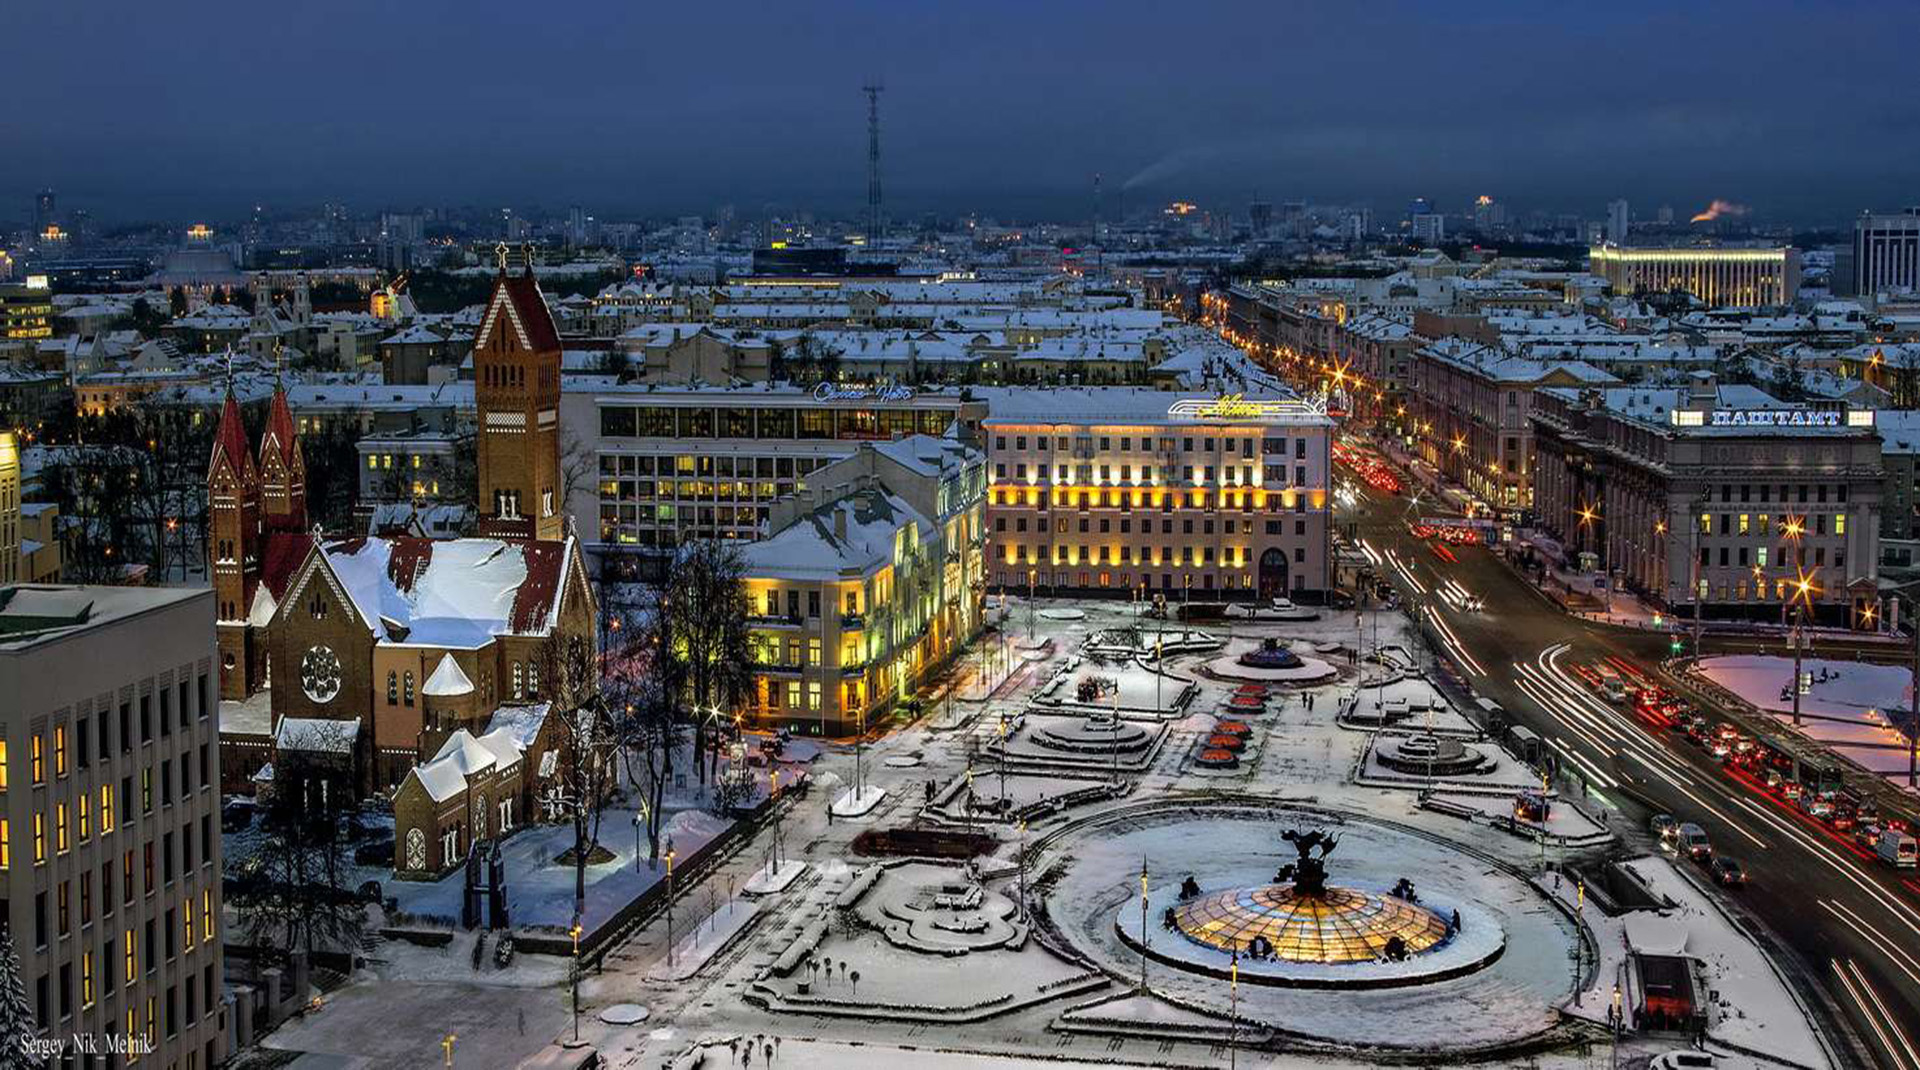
[1670,637,1684,655]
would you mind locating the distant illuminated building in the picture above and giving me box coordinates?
[0,279,54,340]
[1588,243,1800,308]
[1853,208,1920,297]
[186,223,215,242]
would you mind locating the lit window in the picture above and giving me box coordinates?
[54,725,66,777]
[125,928,136,982]
[81,951,94,1007]
[100,784,114,832]
[32,813,45,863]
[79,795,89,840]
[1836,515,1847,535]
[31,736,43,784]
[56,802,69,853]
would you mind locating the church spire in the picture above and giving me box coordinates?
[260,378,307,533]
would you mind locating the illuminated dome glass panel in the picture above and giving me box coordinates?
[1172,884,1450,964]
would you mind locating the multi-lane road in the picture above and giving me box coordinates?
[1347,473,1920,1070]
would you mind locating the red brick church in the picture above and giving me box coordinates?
[214,258,597,834]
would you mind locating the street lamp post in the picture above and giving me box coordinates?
[569,922,583,1043]
[1877,580,1920,788]
[1028,568,1036,640]
[1229,952,1240,1070]
[665,845,677,968]
[1016,818,1029,920]
[770,767,784,866]
[1138,858,1150,993]
[443,1034,457,1067]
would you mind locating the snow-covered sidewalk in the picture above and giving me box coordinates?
[741,858,806,896]
[645,899,761,983]
[830,785,887,817]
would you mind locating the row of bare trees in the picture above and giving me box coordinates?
[600,540,756,865]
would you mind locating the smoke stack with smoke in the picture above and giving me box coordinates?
[1689,199,1750,223]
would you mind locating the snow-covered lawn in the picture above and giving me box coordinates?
[387,802,733,933]
[1697,655,1918,774]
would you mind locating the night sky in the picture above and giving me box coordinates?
[8,0,1918,224]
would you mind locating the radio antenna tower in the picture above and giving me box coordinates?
[863,81,884,250]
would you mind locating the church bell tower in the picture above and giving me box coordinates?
[473,245,563,542]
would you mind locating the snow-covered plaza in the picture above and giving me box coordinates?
[247,597,1837,1069]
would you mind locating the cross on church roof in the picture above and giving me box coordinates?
[495,242,510,273]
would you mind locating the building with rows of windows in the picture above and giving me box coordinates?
[977,388,1333,601]
[739,434,986,736]
[1,584,227,1069]
[1531,379,1884,626]
[565,383,981,555]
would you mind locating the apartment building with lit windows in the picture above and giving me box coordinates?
[0,584,226,1069]
[739,435,986,735]
[979,388,1333,601]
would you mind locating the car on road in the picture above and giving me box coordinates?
[1878,828,1918,869]
[1649,814,1680,842]
[1708,856,1746,886]
[1677,822,1713,861]
[1798,792,1834,819]
[1707,736,1732,761]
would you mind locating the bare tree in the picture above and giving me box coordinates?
[659,540,755,784]
[558,427,596,523]
[601,564,686,864]
[541,633,614,918]
[225,722,366,958]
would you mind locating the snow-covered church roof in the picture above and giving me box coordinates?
[295,535,579,649]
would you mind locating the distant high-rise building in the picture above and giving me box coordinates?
[1607,199,1631,245]
[1472,195,1506,233]
[1853,208,1920,297]
[1249,200,1273,239]
[1657,204,1675,225]
[32,189,55,233]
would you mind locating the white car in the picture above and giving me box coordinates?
[1649,1053,1716,1069]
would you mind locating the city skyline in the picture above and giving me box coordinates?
[7,0,1920,224]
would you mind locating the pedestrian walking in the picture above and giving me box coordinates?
[517,1009,526,1035]
[764,1040,774,1066]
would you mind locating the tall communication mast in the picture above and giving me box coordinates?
[863,82,884,249]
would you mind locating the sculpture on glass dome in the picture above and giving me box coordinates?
[1274,828,1340,898]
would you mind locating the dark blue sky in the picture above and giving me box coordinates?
[8,0,1918,225]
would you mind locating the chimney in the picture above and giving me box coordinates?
[833,505,848,542]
